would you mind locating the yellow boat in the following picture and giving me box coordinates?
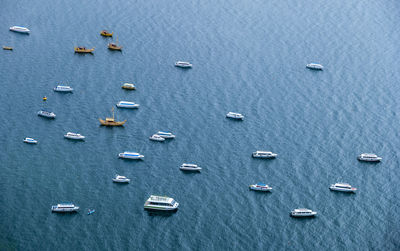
[74,47,95,53]
[122,83,135,90]
[108,42,122,51]
[99,107,126,126]
[3,46,13,50]
[100,30,113,37]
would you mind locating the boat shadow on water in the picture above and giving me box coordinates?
[145,209,177,217]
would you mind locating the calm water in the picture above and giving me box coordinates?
[1,0,400,250]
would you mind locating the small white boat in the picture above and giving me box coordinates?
[149,134,165,141]
[358,153,382,162]
[175,61,192,68]
[118,152,144,159]
[116,101,139,109]
[329,183,357,193]
[38,110,56,118]
[54,85,73,92]
[306,63,323,70]
[291,208,317,217]
[156,131,176,139]
[51,203,79,213]
[23,137,37,144]
[144,195,179,211]
[249,183,272,192]
[252,151,277,158]
[122,83,135,90]
[64,132,85,140]
[112,175,130,183]
[180,163,202,171]
[9,26,30,34]
[226,112,244,120]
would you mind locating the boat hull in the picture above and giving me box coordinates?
[290,212,317,217]
[74,47,94,53]
[99,119,126,126]
[329,187,356,193]
[150,136,165,141]
[64,136,85,140]
[357,157,381,162]
[249,186,272,192]
[24,139,37,144]
[252,153,277,158]
[180,167,202,171]
[116,104,139,109]
[119,153,144,159]
[112,179,130,183]
[51,207,79,213]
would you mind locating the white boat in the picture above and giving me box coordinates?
[306,63,323,70]
[358,153,382,162]
[9,26,30,34]
[156,131,175,139]
[252,151,277,158]
[329,183,357,193]
[37,110,56,118]
[290,208,317,217]
[249,183,272,192]
[112,175,130,183]
[118,152,144,159]
[51,203,79,213]
[226,112,244,120]
[149,134,165,141]
[23,137,37,144]
[144,195,179,211]
[180,163,202,171]
[64,132,85,140]
[175,61,192,68]
[54,85,73,92]
[116,101,139,109]
[122,83,135,90]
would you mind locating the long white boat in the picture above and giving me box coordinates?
[226,112,244,120]
[249,183,272,192]
[64,132,85,140]
[156,131,175,139]
[357,153,382,162]
[51,203,79,213]
[54,85,73,92]
[149,134,165,141]
[252,151,277,158]
[144,195,179,211]
[329,183,357,193]
[112,175,130,183]
[175,61,192,68]
[291,208,317,217]
[116,101,139,108]
[23,137,37,144]
[118,152,144,159]
[9,26,30,34]
[180,163,202,171]
[306,63,323,70]
[38,110,56,118]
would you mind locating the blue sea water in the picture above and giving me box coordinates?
[1,0,400,250]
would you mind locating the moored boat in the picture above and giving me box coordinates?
[329,183,357,193]
[23,137,37,144]
[306,63,323,70]
[175,61,192,68]
[99,108,126,126]
[9,26,30,34]
[249,183,272,192]
[291,208,317,217]
[116,101,139,108]
[121,83,135,90]
[100,30,113,37]
[357,153,382,162]
[3,46,13,50]
[108,42,122,51]
[112,175,130,183]
[118,152,144,159]
[54,85,73,92]
[51,203,79,213]
[64,132,85,140]
[252,151,277,158]
[180,163,202,171]
[74,47,94,53]
[156,131,175,139]
[226,112,244,120]
[38,110,56,119]
[149,134,165,141]
[144,195,179,211]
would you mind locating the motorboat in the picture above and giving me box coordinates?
[149,134,165,141]
[144,195,179,211]
[306,63,323,70]
[112,175,130,183]
[252,151,277,158]
[290,208,317,217]
[3,46,13,50]
[180,163,202,171]
[99,107,126,126]
[54,85,73,92]
[88,209,95,215]
[249,183,272,192]
[64,132,85,140]
[74,47,94,53]
[358,153,382,162]
[156,131,175,139]
[175,61,192,68]
[116,101,139,109]
[108,42,122,51]
[23,137,37,144]
[100,30,113,37]
[38,110,56,119]
[118,152,144,159]
[9,26,30,34]
[51,203,79,213]
[122,83,135,90]
[329,183,357,193]
[226,112,244,120]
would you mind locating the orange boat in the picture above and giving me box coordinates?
[100,30,113,37]
[74,47,94,53]
[108,42,122,51]
[99,107,126,126]
[3,46,13,50]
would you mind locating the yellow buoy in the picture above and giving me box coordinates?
[43,96,47,101]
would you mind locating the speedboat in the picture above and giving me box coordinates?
[329,183,357,193]
[249,183,272,192]
[54,85,73,92]
[116,101,139,108]
[175,61,192,68]
[226,112,244,120]
[156,131,175,139]
[290,208,317,217]
[64,132,85,140]
[118,152,144,160]
[144,195,179,211]
[306,63,323,70]
[38,110,56,119]
[122,83,135,90]
[180,163,202,171]
[149,134,165,141]
[252,151,277,158]
[51,203,79,213]
[9,26,30,34]
[23,137,37,144]
[358,153,382,162]
[112,175,130,183]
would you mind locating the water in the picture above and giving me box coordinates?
[0,0,399,250]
